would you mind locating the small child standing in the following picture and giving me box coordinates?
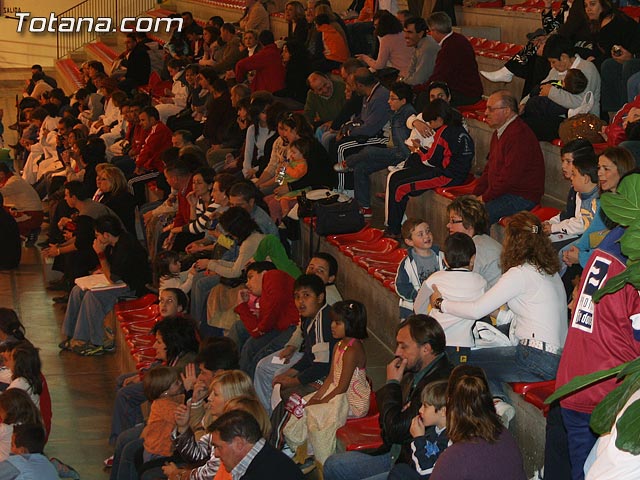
[140,366,184,464]
[284,300,371,466]
[154,251,195,294]
[395,218,440,319]
[388,379,449,480]
[414,233,489,364]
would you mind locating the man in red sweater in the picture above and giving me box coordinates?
[234,30,286,93]
[473,91,545,224]
[134,106,173,175]
[426,12,483,107]
[233,261,299,378]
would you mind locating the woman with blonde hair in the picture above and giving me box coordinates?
[430,211,567,419]
[163,370,258,480]
[430,365,526,479]
[94,163,136,233]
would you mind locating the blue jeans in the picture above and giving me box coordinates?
[190,272,220,326]
[353,146,405,208]
[323,451,392,480]
[560,408,598,480]
[239,325,296,379]
[469,344,561,400]
[484,194,536,225]
[110,424,144,480]
[109,376,146,445]
[62,284,133,345]
[602,57,640,113]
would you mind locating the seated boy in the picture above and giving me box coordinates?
[0,424,59,479]
[542,140,598,248]
[388,380,449,480]
[414,233,488,364]
[395,218,440,320]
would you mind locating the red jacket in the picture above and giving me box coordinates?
[473,116,544,204]
[234,270,299,338]
[235,43,286,93]
[428,32,483,100]
[135,121,173,172]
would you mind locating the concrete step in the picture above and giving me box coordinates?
[456,4,540,44]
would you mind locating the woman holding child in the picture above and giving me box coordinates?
[430,211,567,416]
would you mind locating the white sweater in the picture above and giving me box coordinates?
[442,263,568,348]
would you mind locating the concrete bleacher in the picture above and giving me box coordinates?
[456,4,541,44]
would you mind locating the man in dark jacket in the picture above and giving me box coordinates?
[211,410,303,480]
[324,314,451,480]
[118,34,151,93]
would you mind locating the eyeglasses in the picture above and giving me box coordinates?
[485,105,509,112]
[448,219,464,224]
[389,95,401,101]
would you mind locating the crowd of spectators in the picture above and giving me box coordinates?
[2,0,640,478]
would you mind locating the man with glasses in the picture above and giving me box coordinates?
[446,195,502,287]
[472,91,545,225]
[400,17,439,87]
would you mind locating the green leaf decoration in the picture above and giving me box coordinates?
[620,223,640,260]
[590,372,640,435]
[600,174,640,226]
[615,398,640,454]
[545,362,629,404]
[593,266,637,302]
[619,357,640,379]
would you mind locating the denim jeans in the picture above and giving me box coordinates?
[353,146,405,208]
[110,424,144,480]
[190,272,220,326]
[109,376,145,445]
[601,57,640,113]
[469,344,561,400]
[323,451,392,480]
[560,408,598,480]
[484,194,536,225]
[239,325,297,379]
[254,350,304,414]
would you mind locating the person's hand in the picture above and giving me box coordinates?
[409,139,421,153]
[192,379,209,403]
[123,375,140,386]
[186,191,198,206]
[542,221,552,235]
[93,237,107,255]
[475,195,484,203]
[143,211,155,225]
[612,45,633,63]
[386,356,408,383]
[161,462,179,478]
[272,370,296,386]
[162,233,175,251]
[429,285,442,308]
[174,404,190,429]
[244,168,257,179]
[237,288,250,305]
[306,396,322,407]
[278,345,297,363]
[273,375,300,388]
[185,241,199,254]
[181,363,197,392]
[57,217,72,230]
[274,185,288,196]
[319,121,332,132]
[410,414,426,438]
[563,245,580,266]
[412,119,434,138]
[539,83,552,97]
[169,225,183,234]
[195,259,209,272]
[42,244,60,258]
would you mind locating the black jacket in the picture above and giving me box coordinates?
[376,353,452,464]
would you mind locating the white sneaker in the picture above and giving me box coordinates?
[481,67,514,83]
[493,398,515,428]
[388,160,405,172]
[333,161,349,172]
